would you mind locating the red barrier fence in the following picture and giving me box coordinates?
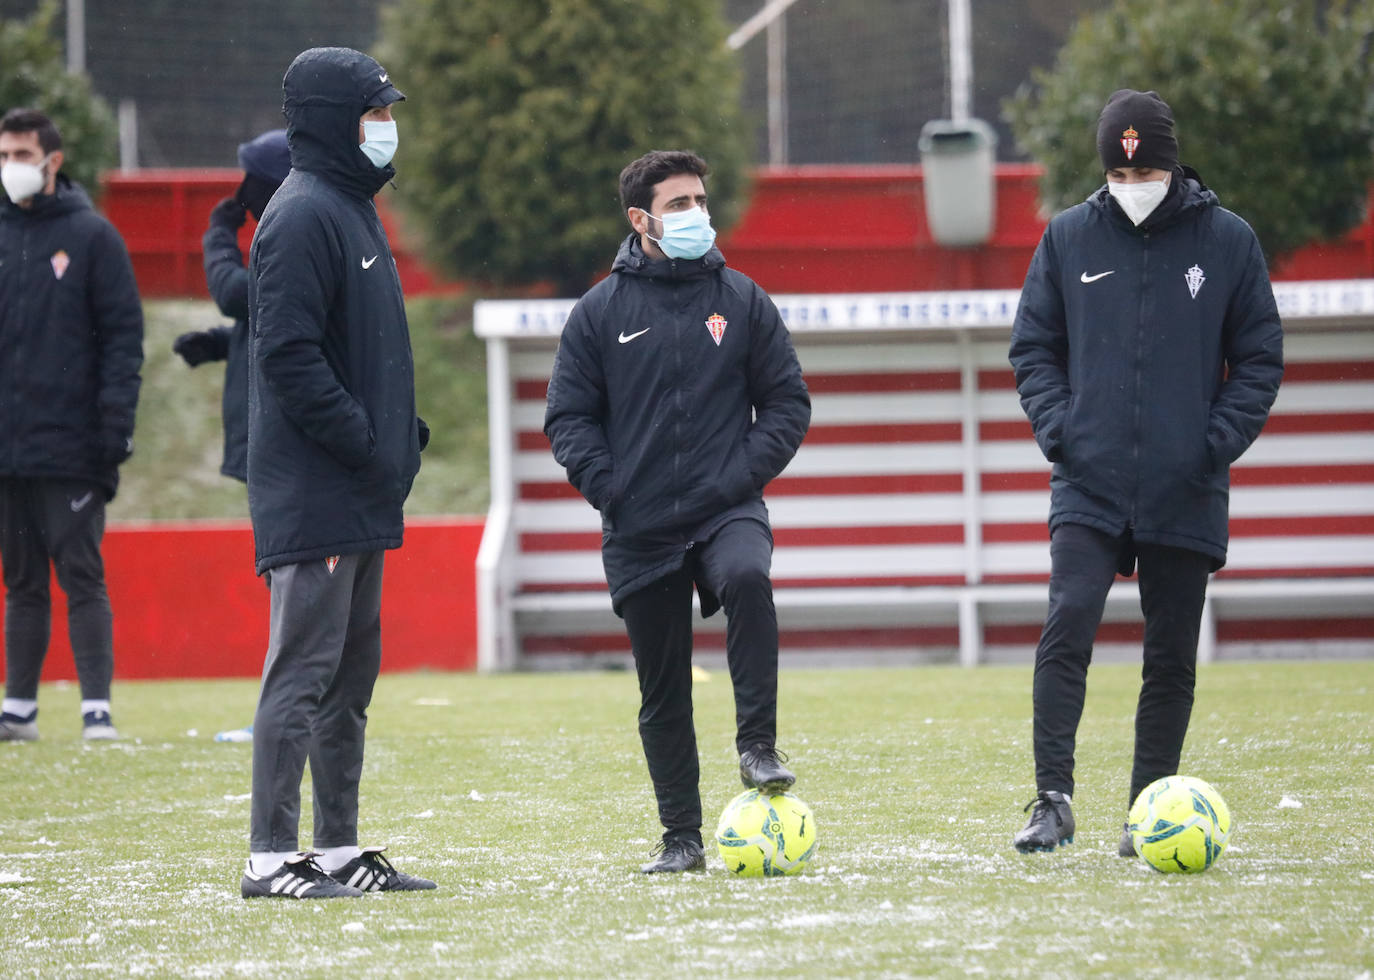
[1,518,482,682]
[100,168,456,299]
[102,165,1374,298]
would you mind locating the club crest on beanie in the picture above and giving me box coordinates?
[1097,89,1178,172]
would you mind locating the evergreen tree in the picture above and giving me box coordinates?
[377,0,749,296]
[0,0,118,200]
[1003,0,1374,264]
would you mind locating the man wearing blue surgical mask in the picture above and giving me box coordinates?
[1008,89,1283,857]
[240,47,432,900]
[546,150,812,873]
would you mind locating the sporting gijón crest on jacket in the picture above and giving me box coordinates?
[1009,168,1283,567]
[545,234,811,608]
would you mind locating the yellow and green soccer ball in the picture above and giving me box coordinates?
[715,789,817,877]
[1128,775,1232,873]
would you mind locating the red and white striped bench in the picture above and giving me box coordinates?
[474,281,1374,670]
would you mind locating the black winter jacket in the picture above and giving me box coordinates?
[201,214,250,482]
[545,235,811,610]
[1009,170,1283,568]
[247,47,423,574]
[0,176,143,500]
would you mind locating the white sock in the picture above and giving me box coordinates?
[313,845,362,872]
[249,851,300,876]
[80,699,112,717]
[2,698,37,719]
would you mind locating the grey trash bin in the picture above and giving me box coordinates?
[919,118,998,247]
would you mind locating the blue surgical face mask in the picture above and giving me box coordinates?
[360,119,398,168]
[643,206,716,260]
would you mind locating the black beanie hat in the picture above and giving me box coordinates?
[1096,89,1178,172]
[237,129,291,184]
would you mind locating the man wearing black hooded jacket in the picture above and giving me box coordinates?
[1008,90,1283,856]
[545,150,811,873]
[239,47,432,900]
[0,108,142,744]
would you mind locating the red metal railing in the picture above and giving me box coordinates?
[101,165,1374,298]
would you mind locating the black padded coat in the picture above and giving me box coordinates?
[0,176,143,500]
[247,47,423,574]
[1009,170,1283,568]
[545,234,811,610]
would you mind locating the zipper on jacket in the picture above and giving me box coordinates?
[6,220,30,472]
[672,283,683,522]
[1130,231,1150,525]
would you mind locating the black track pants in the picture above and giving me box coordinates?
[620,518,779,838]
[1030,522,1211,807]
[0,478,114,702]
[249,551,384,852]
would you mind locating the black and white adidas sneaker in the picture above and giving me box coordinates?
[328,846,436,892]
[241,852,363,899]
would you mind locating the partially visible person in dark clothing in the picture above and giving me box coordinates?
[0,107,143,743]
[174,128,291,483]
[173,129,292,745]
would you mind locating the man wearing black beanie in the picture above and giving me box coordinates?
[1007,89,1284,856]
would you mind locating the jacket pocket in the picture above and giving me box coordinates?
[1051,395,1078,466]
[1199,400,1221,477]
[333,418,376,472]
[716,451,756,509]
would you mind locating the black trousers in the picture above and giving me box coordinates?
[1031,522,1211,808]
[620,518,779,840]
[0,478,114,702]
[250,551,384,852]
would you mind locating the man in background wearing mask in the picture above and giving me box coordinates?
[240,48,432,899]
[0,108,143,743]
[1008,89,1283,856]
[173,129,290,745]
[545,150,811,873]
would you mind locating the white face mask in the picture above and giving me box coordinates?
[1107,175,1170,226]
[1,156,50,203]
[360,120,398,168]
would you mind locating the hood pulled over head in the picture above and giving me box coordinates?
[281,46,405,199]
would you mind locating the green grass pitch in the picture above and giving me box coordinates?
[2,660,1371,978]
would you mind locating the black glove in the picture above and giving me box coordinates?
[417,416,431,452]
[173,330,219,367]
[209,196,247,230]
[101,429,133,466]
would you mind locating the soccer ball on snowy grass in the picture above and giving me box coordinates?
[1128,775,1232,873]
[715,789,817,877]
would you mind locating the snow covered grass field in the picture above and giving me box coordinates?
[2,661,1371,978]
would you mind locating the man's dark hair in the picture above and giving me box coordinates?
[0,108,62,154]
[619,150,709,214]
